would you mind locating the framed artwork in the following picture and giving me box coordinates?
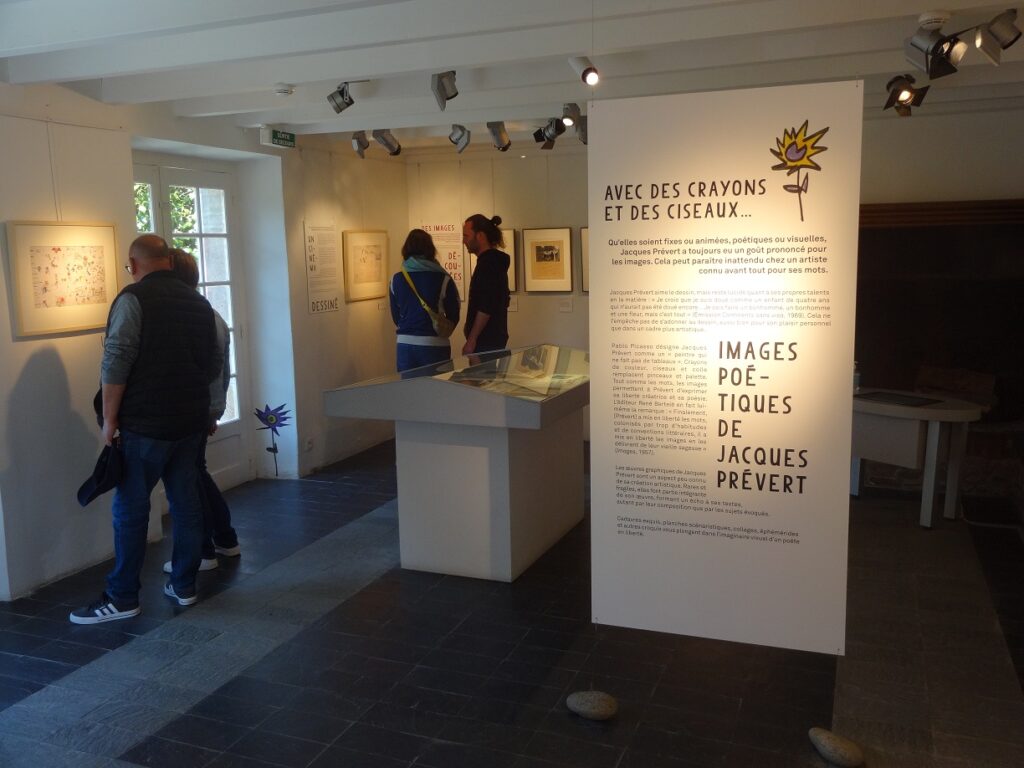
[581,227,590,293]
[468,227,518,292]
[5,220,119,337]
[343,230,388,302]
[523,227,572,292]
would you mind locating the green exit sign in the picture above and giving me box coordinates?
[260,127,296,148]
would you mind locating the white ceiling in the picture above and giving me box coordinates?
[1,0,1022,149]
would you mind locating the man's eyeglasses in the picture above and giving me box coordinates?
[123,263,132,275]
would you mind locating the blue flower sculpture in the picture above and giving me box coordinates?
[254,403,291,435]
[254,403,291,475]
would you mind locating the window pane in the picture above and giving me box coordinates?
[205,284,233,327]
[228,330,237,374]
[173,236,198,255]
[134,183,153,233]
[200,188,227,233]
[219,378,239,424]
[169,186,197,233]
[204,237,230,283]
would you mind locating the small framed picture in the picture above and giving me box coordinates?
[5,220,119,337]
[523,227,572,292]
[342,230,389,302]
[468,227,518,292]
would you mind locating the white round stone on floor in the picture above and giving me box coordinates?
[808,726,865,767]
[566,690,618,721]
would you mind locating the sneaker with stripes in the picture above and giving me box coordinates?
[68,593,141,624]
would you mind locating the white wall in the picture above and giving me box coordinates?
[406,148,591,352]
[282,145,410,477]
[0,114,145,599]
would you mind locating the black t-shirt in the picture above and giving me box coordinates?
[465,248,510,352]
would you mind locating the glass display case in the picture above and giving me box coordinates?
[324,344,590,581]
[325,345,589,429]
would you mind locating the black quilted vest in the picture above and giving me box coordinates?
[114,271,216,440]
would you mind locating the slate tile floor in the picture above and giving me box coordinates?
[0,440,1021,767]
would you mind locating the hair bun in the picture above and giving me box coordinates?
[491,215,502,227]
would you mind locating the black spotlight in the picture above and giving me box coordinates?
[533,118,566,150]
[883,74,929,117]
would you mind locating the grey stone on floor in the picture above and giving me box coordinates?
[835,499,1024,766]
[1,503,399,761]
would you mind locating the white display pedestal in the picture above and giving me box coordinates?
[324,346,589,581]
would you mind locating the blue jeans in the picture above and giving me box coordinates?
[396,342,450,373]
[106,430,204,604]
[198,433,237,558]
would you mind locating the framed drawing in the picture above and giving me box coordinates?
[5,220,119,337]
[343,230,389,302]
[523,227,572,292]
[581,227,590,293]
[468,227,518,293]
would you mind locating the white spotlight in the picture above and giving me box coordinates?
[327,82,354,114]
[431,71,458,111]
[448,124,471,154]
[372,129,401,156]
[487,121,511,151]
[562,103,581,127]
[569,56,599,85]
[352,131,369,158]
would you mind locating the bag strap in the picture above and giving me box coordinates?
[437,275,451,317]
[401,266,436,317]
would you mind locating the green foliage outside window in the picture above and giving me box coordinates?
[169,186,197,233]
[133,183,153,233]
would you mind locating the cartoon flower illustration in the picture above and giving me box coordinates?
[770,120,829,221]
[254,403,291,435]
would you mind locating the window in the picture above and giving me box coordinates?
[132,168,241,425]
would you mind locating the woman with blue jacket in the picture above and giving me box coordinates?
[389,229,461,372]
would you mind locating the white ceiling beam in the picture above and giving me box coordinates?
[171,18,908,118]
[0,0,383,56]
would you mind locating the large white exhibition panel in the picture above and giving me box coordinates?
[590,82,863,655]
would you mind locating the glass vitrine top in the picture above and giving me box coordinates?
[354,344,589,402]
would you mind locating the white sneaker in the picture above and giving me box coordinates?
[164,582,198,606]
[214,544,241,557]
[162,558,218,574]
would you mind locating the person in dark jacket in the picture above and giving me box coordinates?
[70,235,221,624]
[389,228,461,372]
[461,214,510,354]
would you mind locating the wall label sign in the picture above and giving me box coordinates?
[589,82,864,655]
[303,222,340,314]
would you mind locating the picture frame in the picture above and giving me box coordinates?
[342,230,389,302]
[523,227,573,292]
[5,220,119,337]
[581,227,590,293]
[468,227,518,293]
